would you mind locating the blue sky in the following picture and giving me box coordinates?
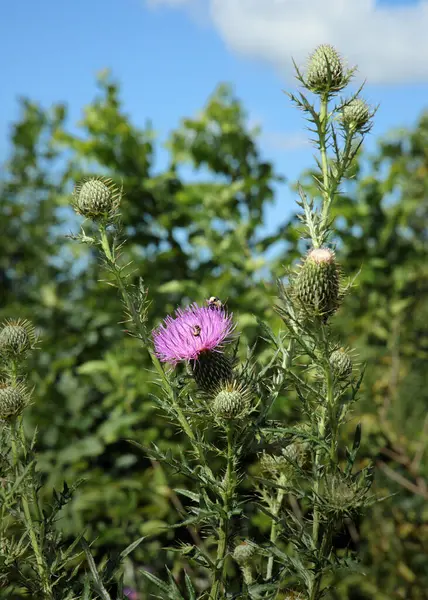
[1,0,428,231]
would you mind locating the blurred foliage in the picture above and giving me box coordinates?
[1,74,427,598]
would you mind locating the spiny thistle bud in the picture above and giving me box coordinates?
[0,319,36,360]
[306,44,347,94]
[341,98,371,130]
[190,351,234,394]
[72,176,121,221]
[323,473,370,515]
[330,348,353,380]
[260,442,304,478]
[295,248,341,320]
[211,381,253,421]
[0,383,29,421]
[233,541,256,566]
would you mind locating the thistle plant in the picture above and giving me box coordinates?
[1,43,378,599]
[66,44,377,600]
[0,319,143,598]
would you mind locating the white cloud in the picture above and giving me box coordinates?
[146,0,428,84]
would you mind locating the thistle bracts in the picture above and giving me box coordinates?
[341,98,373,132]
[330,347,353,380]
[0,319,36,360]
[190,350,233,393]
[0,382,30,421]
[294,248,341,320]
[305,44,350,94]
[211,380,253,421]
[72,176,122,222]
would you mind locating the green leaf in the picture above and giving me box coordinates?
[173,488,200,503]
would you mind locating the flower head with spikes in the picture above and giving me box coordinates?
[153,302,235,366]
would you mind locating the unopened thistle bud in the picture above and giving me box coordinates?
[260,442,305,479]
[0,383,29,421]
[295,248,341,320]
[0,319,36,360]
[233,541,255,586]
[72,176,121,221]
[306,44,347,93]
[212,381,253,421]
[323,473,369,515]
[341,98,371,130]
[233,541,255,566]
[330,348,353,380]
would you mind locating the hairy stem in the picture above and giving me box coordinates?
[210,426,235,600]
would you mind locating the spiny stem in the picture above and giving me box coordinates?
[99,227,199,449]
[11,422,53,599]
[210,426,235,600]
[310,326,337,600]
[318,93,331,246]
[18,418,44,526]
[266,474,286,580]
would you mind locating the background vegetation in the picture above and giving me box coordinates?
[1,73,427,599]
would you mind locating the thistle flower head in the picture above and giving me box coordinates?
[153,303,234,366]
[294,248,341,320]
[233,541,256,565]
[0,383,30,421]
[72,176,122,221]
[212,380,253,421]
[306,44,348,93]
[330,347,353,380]
[0,319,36,360]
[341,98,372,130]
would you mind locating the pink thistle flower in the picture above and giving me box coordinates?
[153,302,235,366]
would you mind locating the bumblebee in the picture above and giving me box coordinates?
[192,325,201,337]
[207,296,224,310]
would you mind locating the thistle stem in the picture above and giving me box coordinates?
[318,93,331,245]
[99,227,197,444]
[210,426,235,600]
[266,474,286,580]
[11,422,53,599]
[310,326,336,600]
